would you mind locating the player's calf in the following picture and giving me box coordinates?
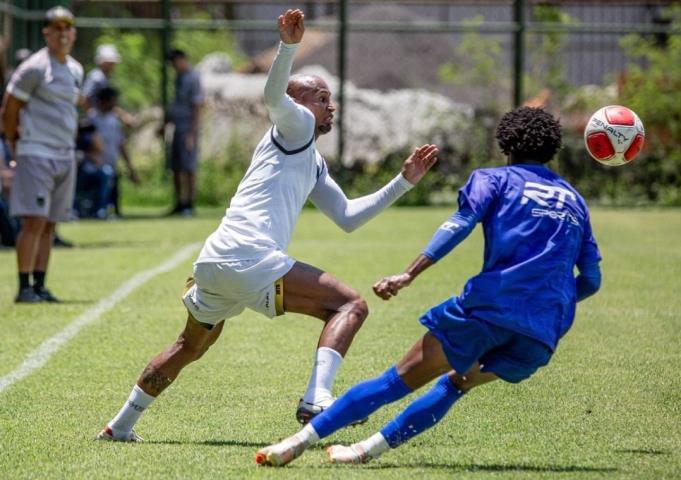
[99,317,223,441]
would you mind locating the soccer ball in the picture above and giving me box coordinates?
[584,105,645,166]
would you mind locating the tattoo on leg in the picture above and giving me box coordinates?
[141,365,173,393]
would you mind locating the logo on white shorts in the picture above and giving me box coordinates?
[187,295,199,311]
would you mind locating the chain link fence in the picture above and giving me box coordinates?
[1,1,679,204]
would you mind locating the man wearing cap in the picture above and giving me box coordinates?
[83,44,136,128]
[160,49,203,217]
[1,6,83,303]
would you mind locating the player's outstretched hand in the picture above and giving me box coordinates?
[401,144,438,185]
[278,9,305,44]
[373,273,412,301]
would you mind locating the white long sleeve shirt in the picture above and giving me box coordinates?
[197,42,413,263]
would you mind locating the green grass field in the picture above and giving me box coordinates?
[0,208,679,479]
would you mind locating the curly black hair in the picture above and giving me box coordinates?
[495,107,562,164]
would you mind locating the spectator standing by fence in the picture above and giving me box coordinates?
[161,49,203,217]
[1,6,83,303]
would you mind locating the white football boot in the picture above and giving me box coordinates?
[95,426,144,442]
[327,443,373,464]
[255,435,306,467]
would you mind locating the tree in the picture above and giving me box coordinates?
[619,5,681,204]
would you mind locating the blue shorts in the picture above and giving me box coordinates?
[420,297,552,383]
[171,130,198,172]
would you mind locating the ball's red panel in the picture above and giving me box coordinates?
[586,132,615,160]
[624,133,645,161]
[605,106,635,126]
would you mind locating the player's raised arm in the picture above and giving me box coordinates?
[309,145,438,233]
[263,9,312,144]
[278,8,305,44]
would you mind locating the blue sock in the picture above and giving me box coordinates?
[380,374,463,448]
[311,365,412,438]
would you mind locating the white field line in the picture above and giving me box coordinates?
[0,242,200,393]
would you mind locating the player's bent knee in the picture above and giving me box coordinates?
[349,297,369,321]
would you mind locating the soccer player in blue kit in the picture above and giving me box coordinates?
[256,106,603,466]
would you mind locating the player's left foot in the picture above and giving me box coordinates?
[33,286,60,303]
[255,435,306,467]
[95,426,144,442]
[327,444,373,464]
[296,398,368,426]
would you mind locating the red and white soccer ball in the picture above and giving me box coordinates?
[584,105,645,166]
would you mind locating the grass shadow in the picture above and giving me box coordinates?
[142,440,618,474]
[74,240,157,249]
[53,299,96,305]
[362,462,617,473]
[615,449,669,455]
[146,439,266,448]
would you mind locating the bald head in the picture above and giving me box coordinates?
[285,74,335,136]
[287,74,329,102]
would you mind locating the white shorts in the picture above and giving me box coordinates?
[182,251,296,326]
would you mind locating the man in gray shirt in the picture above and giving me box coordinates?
[161,49,203,217]
[2,6,83,303]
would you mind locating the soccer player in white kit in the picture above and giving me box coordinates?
[97,9,438,441]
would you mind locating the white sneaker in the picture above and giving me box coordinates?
[327,444,373,464]
[255,435,306,467]
[95,426,144,442]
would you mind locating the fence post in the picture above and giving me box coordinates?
[11,0,27,62]
[161,0,171,170]
[337,0,347,163]
[513,0,526,107]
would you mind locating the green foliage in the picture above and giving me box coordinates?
[525,5,578,103]
[92,30,162,111]
[438,17,510,173]
[121,133,250,209]
[173,27,247,72]
[439,17,510,114]
[90,25,244,111]
[617,6,681,205]
[194,134,251,207]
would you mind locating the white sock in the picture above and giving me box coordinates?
[358,432,390,459]
[108,385,156,435]
[302,347,343,404]
[294,423,320,447]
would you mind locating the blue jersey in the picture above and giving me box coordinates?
[455,165,600,350]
